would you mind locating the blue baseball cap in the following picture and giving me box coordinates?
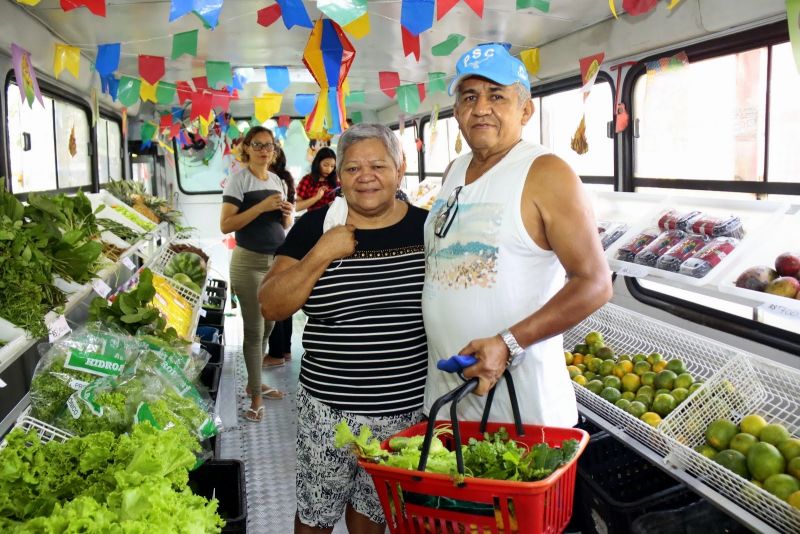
[448,43,531,96]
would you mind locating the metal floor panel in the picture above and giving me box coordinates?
[218,315,349,534]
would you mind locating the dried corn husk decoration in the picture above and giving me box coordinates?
[68,125,77,157]
[454,130,463,154]
[571,116,588,155]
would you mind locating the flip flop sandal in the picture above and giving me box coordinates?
[244,406,264,422]
[262,358,286,368]
[244,386,285,399]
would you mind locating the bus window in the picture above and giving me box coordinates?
[767,42,800,185]
[520,96,542,145]
[176,133,227,193]
[392,122,419,192]
[539,82,614,183]
[97,117,123,184]
[97,118,109,184]
[54,101,92,189]
[6,83,57,193]
[423,116,460,175]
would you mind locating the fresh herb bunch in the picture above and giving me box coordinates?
[97,217,143,243]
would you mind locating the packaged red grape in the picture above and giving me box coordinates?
[598,221,629,250]
[657,209,703,232]
[616,228,660,262]
[679,237,739,278]
[690,214,743,239]
[634,230,686,267]
[656,235,709,272]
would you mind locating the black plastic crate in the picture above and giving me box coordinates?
[189,460,246,533]
[206,278,228,290]
[199,363,221,401]
[576,414,607,436]
[201,340,224,366]
[197,325,223,344]
[204,286,227,300]
[575,433,699,534]
[630,499,749,534]
[199,309,224,326]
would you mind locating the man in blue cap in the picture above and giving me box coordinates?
[422,43,612,428]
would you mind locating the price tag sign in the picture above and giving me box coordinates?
[199,309,207,318]
[759,302,800,323]
[616,264,649,278]
[91,279,112,298]
[191,342,201,354]
[48,315,72,342]
[122,257,136,270]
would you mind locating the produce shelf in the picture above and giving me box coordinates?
[0,412,72,451]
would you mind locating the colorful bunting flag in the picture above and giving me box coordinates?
[140,80,158,103]
[169,122,181,140]
[401,0,434,36]
[199,115,210,137]
[520,48,540,76]
[171,29,198,59]
[101,75,119,100]
[317,0,366,26]
[160,112,173,132]
[95,43,120,77]
[378,71,400,98]
[206,61,232,89]
[345,90,365,105]
[277,115,291,127]
[431,34,465,56]
[294,93,316,115]
[156,81,177,104]
[265,66,290,93]
[417,83,426,103]
[176,81,193,103]
[397,83,421,114]
[16,0,42,5]
[11,44,43,107]
[276,0,313,30]
[516,0,550,12]
[192,76,209,90]
[579,52,605,98]
[190,91,213,120]
[667,0,682,9]
[211,89,232,112]
[54,44,80,79]
[257,3,282,27]
[428,72,446,93]
[193,0,224,29]
[350,111,362,124]
[227,119,241,140]
[302,18,355,135]
[623,0,658,16]
[609,0,618,19]
[139,55,165,85]
[437,0,483,19]
[254,94,283,122]
[342,12,370,39]
[401,27,421,62]
[140,121,156,149]
[60,0,106,17]
[118,76,140,107]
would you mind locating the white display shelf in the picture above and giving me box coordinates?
[86,190,153,234]
[603,195,788,287]
[0,318,30,375]
[716,211,800,321]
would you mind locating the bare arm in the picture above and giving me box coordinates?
[259,225,357,320]
[462,155,612,394]
[295,187,326,211]
[219,193,283,234]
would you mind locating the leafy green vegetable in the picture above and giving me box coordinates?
[97,217,143,243]
[334,421,388,460]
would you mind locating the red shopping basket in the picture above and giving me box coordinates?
[359,370,589,533]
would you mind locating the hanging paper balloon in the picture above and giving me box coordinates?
[302,18,355,136]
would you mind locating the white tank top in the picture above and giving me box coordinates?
[422,141,578,427]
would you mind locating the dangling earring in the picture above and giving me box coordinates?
[454,130,463,154]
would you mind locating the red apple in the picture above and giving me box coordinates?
[774,252,800,278]
[765,276,800,299]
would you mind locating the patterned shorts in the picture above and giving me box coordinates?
[295,385,423,529]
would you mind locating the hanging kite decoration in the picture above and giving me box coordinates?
[302,18,355,136]
[11,43,43,108]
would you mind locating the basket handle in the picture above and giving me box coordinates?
[417,369,523,476]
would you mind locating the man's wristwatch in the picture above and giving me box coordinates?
[498,328,526,369]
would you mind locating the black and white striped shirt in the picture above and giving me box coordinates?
[275,205,428,416]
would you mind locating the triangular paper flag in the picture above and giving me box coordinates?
[428,72,446,93]
[437,0,483,19]
[417,83,426,103]
[516,0,550,12]
[623,0,658,16]
[199,115,210,138]
[95,43,120,77]
[54,44,80,79]
[11,44,43,107]
[431,34,465,56]
[16,0,42,5]
[192,76,209,90]
[206,61,232,89]
[317,0,366,27]
[350,111,362,124]
[276,0,313,29]
[140,121,156,147]
[401,26,421,62]
[101,75,119,100]
[60,0,106,17]
[278,115,291,127]
[265,66,290,93]
[294,93,316,115]
[169,122,181,139]
[520,48,540,76]
[139,80,157,103]
[379,71,400,98]
[345,90,365,105]
[169,0,192,21]
[254,94,283,122]
[342,12,371,39]
[257,3,282,27]
[401,0,434,36]
[156,81,176,104]
[397,83,421,114]
[211,90,231,112]
[118,76,140,107]
[171,29,198,60]
[580,52,605,88]
[138,55,165,85]
[190,92,212,120]
[193,0,224,29]
[176,81,193,104]
[159,113,173,131]
[609,0,619,18]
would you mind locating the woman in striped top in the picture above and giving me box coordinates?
[259,124,427,534]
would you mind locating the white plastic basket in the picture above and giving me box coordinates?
[563,303,743,456]
[0,415,73,451]
[660,356,800,533]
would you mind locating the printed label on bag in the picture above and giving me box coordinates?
[122,256,136,270]
[64,348,126,377]
[66,394,82,419]
[91,279,112,298]
[616,263,649,278]
[48,315,72,342]
[68,379,89,391]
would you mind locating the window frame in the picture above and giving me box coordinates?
[388,117,420,176]
[97,112,123,186]
[619,21,800,355]
[418,72,617,189]
[173,130,224,196]
[4,69,98,195]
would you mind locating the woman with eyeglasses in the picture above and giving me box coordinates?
[259,124,427,534]
[295,147,339,212]
[221,126,294,422]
